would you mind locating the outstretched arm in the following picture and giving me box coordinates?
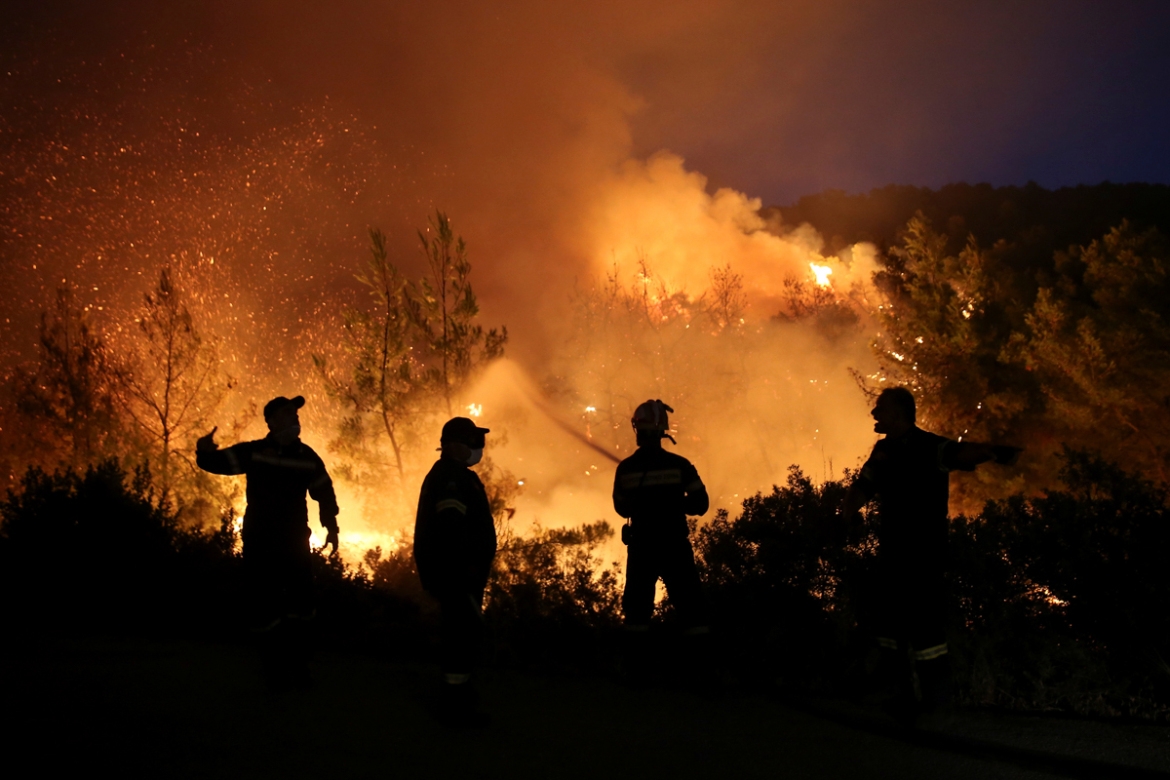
[195,427,248,475]
[944,441,1023,471]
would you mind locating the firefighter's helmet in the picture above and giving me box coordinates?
[632,399,676,442]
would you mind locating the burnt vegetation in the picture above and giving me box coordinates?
[3,183,1170,718]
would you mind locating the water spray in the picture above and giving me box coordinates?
[501,362,622,465]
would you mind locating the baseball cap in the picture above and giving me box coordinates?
[264,395,305,420]
[440,416,490,447]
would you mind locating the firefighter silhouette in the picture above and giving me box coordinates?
[196,395,339,688]
[613,399,711,683]
[414,416,496,726]
[844,387,1021,717]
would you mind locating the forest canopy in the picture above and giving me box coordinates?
[803,183,1170,502]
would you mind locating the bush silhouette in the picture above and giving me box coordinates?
[0,460,243,632]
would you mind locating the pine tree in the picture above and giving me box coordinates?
[13,285,123,469]
[415,211,507,414]
[314,228,423,482]
[1007,222,1170,481]
[315,213,507,491]
[120,268,232,506]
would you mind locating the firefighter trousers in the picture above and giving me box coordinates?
[623,535,707,628]
[436,587,487,680]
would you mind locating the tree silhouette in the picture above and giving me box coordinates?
[120,268,232,505]
[415,211,507,415]
[1007,222,1170,482]
[315,212,507,492]
[314,228,423,482]
[14,285,123,469]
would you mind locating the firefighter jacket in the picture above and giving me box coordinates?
[414,456,497,595]
[196,436,338,545]
[854,425,973,568]
[613,446,708,541]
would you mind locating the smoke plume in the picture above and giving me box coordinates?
[0,1,887,562]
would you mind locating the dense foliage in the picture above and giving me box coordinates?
[950,450,1170,716]
[0,460,619,664]
[0,461,242,632]
[771,181,1170,256]
[693,455,1170,718]
[312,211,507,495]
[4,454,1167,718]
[867,213,1170,504]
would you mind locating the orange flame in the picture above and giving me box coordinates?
[810,262,833,287]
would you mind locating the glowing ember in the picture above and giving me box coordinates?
[467,403,483,417]
[810,262,833,287]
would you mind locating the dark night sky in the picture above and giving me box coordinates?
[4,1,1168,205]
[622,1,1170,204]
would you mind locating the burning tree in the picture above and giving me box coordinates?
[315,211,507,492]
[315,228,423,483]
[867,216,1038,501]
[119,268,233,509]
[702,263,748,334]
[1006,222,1170,483]
[414,211,508,414]
[12,285,125,471]
[557,256,867,491]
[870,216,1019,431]
[560,258,698,453]
[870,214,1170,498]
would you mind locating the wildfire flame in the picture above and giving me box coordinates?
[810,262,833,288]
[0,51,883,572]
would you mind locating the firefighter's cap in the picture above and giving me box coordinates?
[264,395,305,420]
[441,416,490,448]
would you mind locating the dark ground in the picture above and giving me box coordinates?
[4,635,1168,779]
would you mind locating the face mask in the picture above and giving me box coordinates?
[466,447,483,467]
[273,423,301,446]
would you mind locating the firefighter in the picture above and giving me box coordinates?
[414,416,497,726]
[843,386,1020,717]
[613,399,710,683]
[195,395,339,687]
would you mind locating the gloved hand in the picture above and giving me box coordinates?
[196,426,219,453]
[323,526,340,556]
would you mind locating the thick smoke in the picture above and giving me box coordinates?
[0,1,886,562]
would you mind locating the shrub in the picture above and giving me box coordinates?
[485,520,623,671]
[695,467,873,688]
[0,460,244,632]
[952,449,1170,716]
[694,454,1170,717]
